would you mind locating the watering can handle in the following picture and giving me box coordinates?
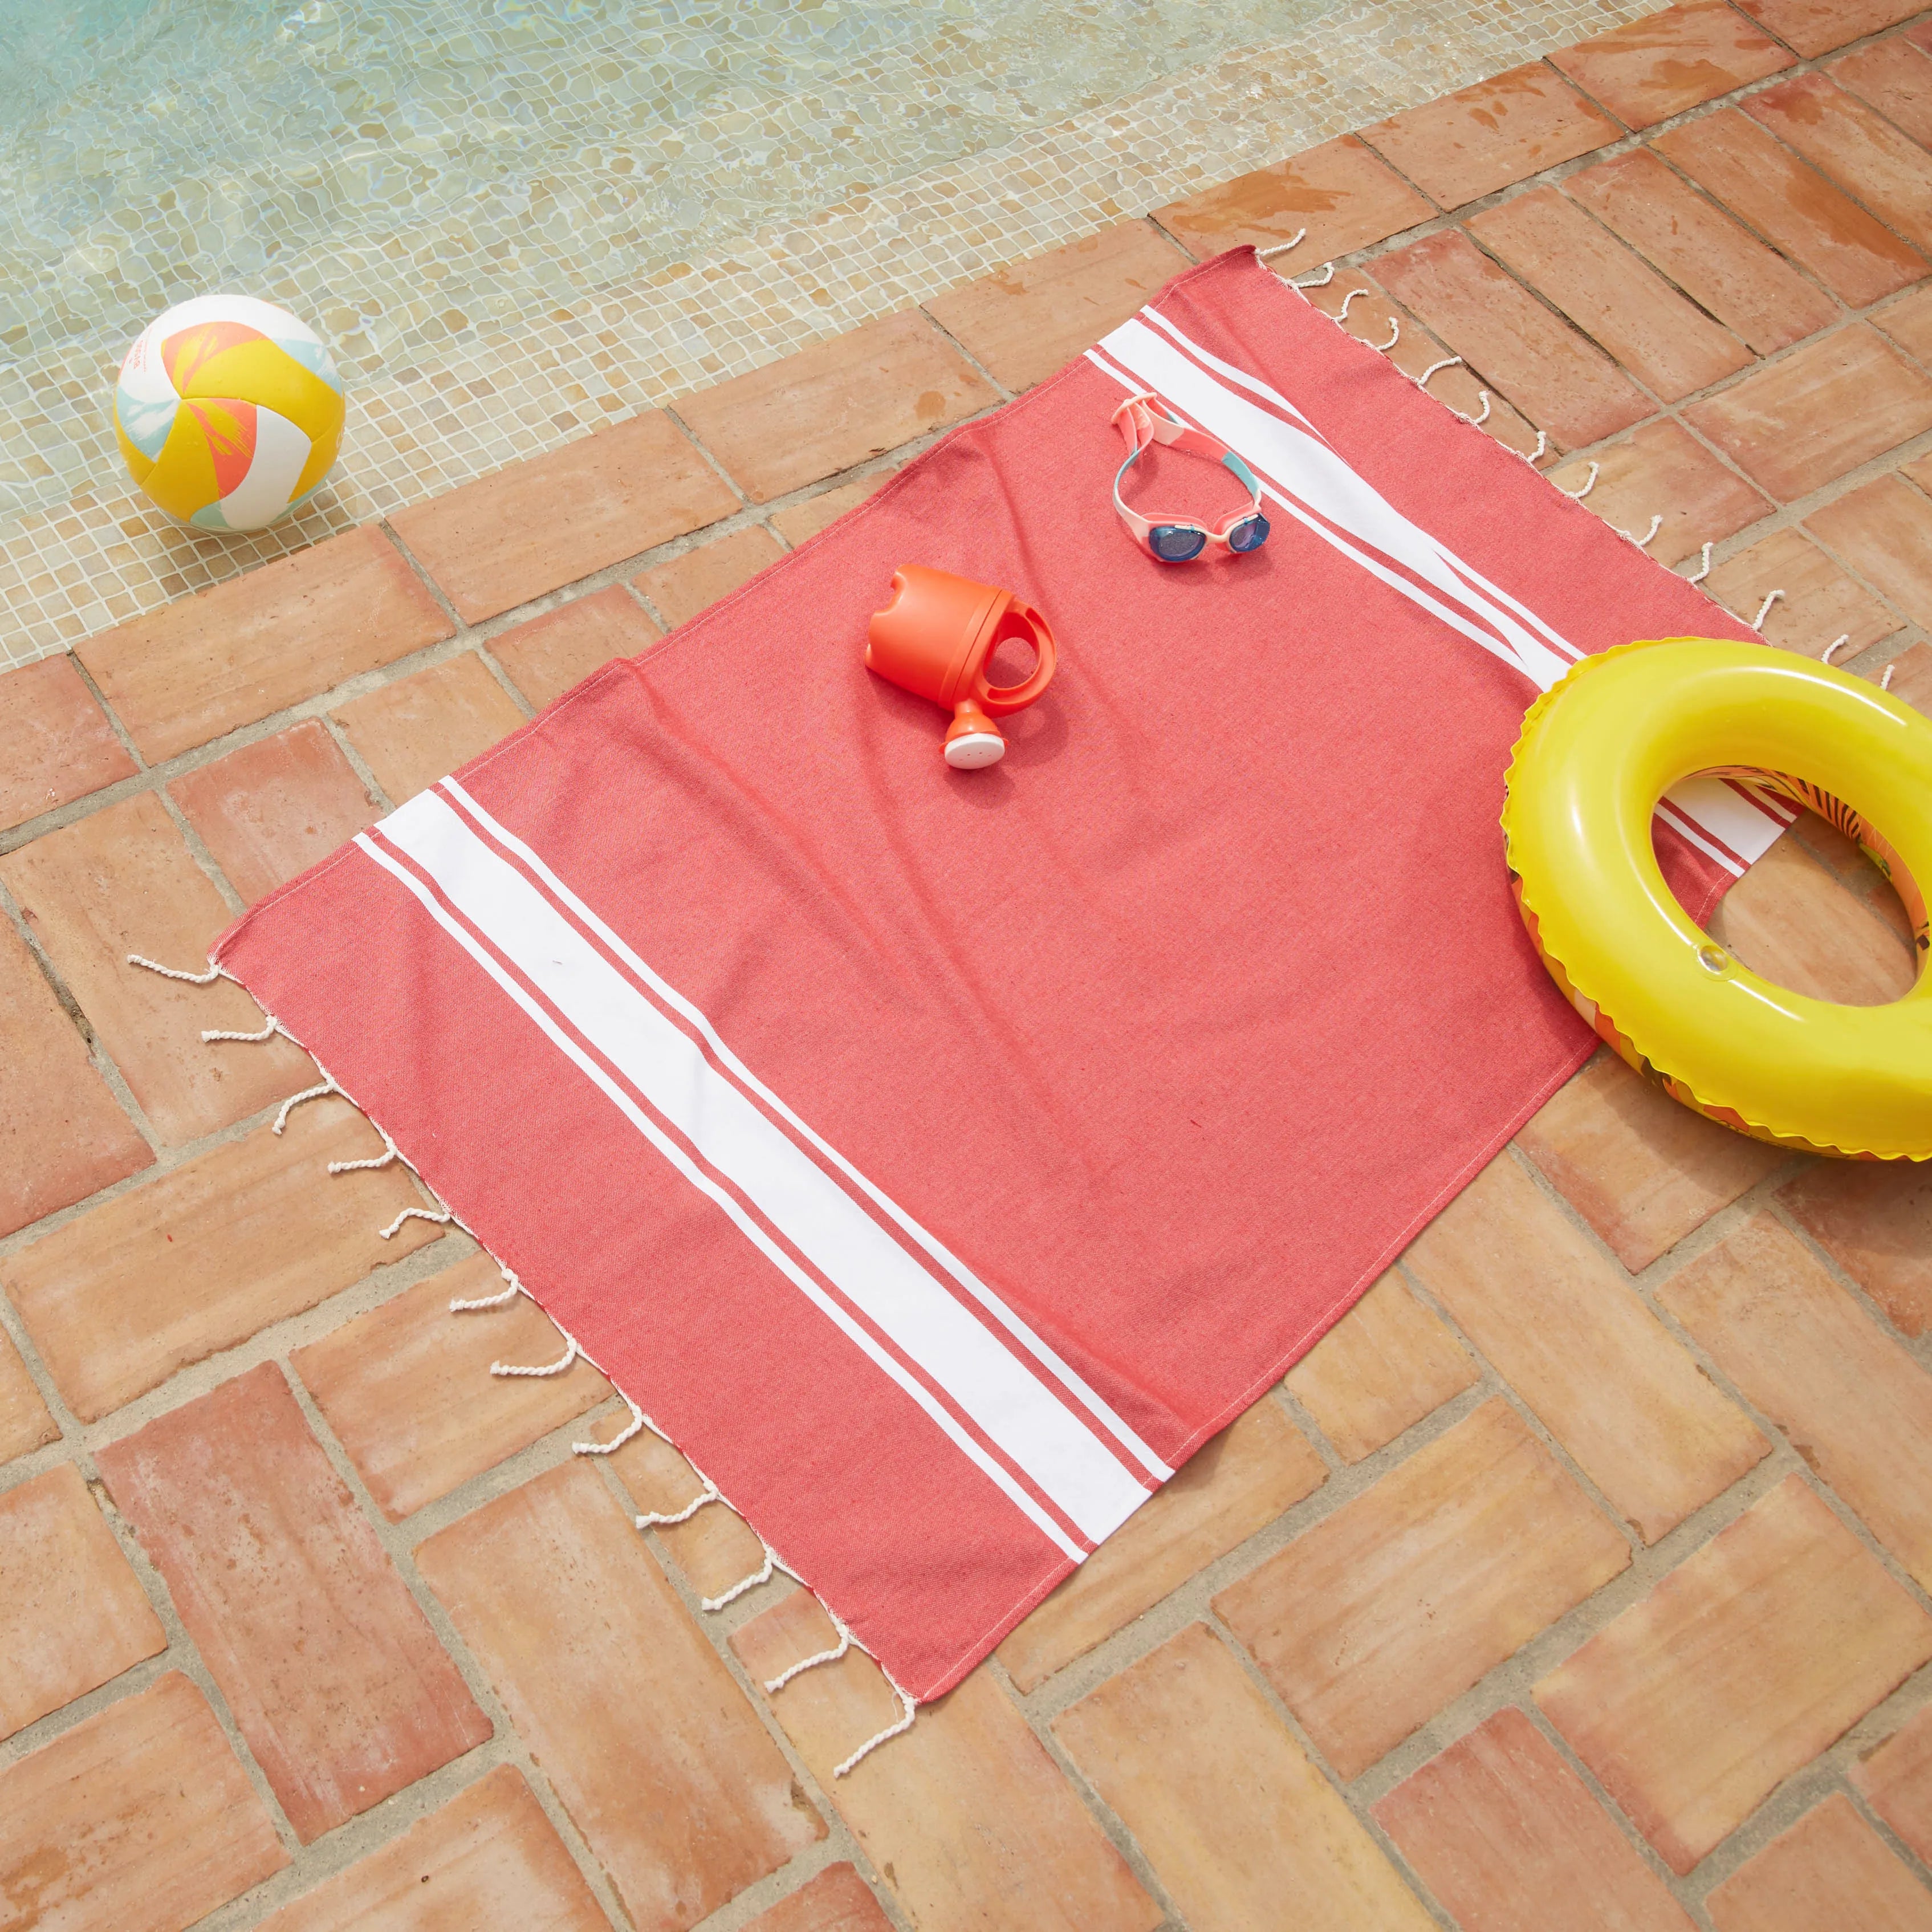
[974,604,1057,717]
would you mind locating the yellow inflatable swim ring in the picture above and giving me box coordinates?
[1502,637,1932,1161]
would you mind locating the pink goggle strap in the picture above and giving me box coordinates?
[1108,392,1266,550]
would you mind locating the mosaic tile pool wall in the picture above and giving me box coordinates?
[4,0,1355,404]
[1,0,1648,665]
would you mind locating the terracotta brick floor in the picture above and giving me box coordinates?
[6,4,1932,1927]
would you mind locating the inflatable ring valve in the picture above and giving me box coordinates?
[1502,637,1931,1160]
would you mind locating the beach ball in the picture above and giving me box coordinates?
[113,295,345,531]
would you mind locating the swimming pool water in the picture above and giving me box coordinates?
[1,0,1343,385]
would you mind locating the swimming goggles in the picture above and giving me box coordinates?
[1110,392,1271,562]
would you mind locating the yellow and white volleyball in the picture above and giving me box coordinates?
[112,295,346,532]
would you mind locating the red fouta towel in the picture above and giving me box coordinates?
[215,250,1785,1706]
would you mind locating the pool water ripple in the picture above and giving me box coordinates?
[1,0,1345,385]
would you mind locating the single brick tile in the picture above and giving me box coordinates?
[678,310,998,503]
[1551,2,1793,129]
[605,1417,776,1603]
[769,466,902,547]
[1544,419,1771,568]
[1733,0,1923,57]
[1154,133,1431,261]
[742,1865,893,1932]
[294,1254,609,1520]
[1686,326,1932,501]
[1878,281,1932,367]
[1405,1154,1767,1543]
[0,1462,165,1740]
[1833,37,1932,148]
[1515,1051,1784,1272]
[0,1672,287,1930]
[1841,470,1932,629]
[489,584,659,710]
[1374,1707,1697,1932]
[1564,150,1837,357]
[996,1401,1326,1692]
[1214,1398,1629,1779]
[257,1764,608,1932]
[0,656,136,834]
[0,792,314,1144]
[1703,527,1898,658]
[1536,1474,1932,1872]
[5,1097,441,1422]
[1283,1270,1477,1463]
[168,720,380,904]
[78,527,453,763]
[1708,816,1919,1006]
[417,1462,821,1932]
[1374,230,1651,450]
[1471,187,1750,402]
[1854,1699,1932,1864]
[635,524,785,629]
[0,1325,58,1463]
[1748,72,1932,253]
[388,412,739,623]
[332,653,527,805]
[1360,62,1619,210]
[1779,1159,1932,1336]
[0,914,152,1238]
[1660,1214,1932,1587]
[1056,1624,1437,1932]
[732,1591,1158,1932]
[1654,111,1927,308]
[924,222,1190,392]
[97,1364,489,1843]
[1706,1793,1932,1932]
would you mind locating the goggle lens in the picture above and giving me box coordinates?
[1149,523,1208,562]
[1227,513,1270,554]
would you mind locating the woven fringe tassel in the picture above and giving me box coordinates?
[637,1477,720,1530]
[702,1544,776,1612]
[765,1616,854,1694]
[1612,513,1663,549]
[834,1681,918,1778]
[331,1126,401,1174]
[274,1079,336,1134]
[1254,227,1306,262]
[1750,588,1784,632]
[330,1146,396,1173]
[380,1205,453,1240]
[574,1400,645,1457]
[202,1015,278,1043]
[491,1335,577,1378]
[1689,542,1713,585]
[452,1272,523,1312]
[126,954,221,984]
[1559,461,1599,500]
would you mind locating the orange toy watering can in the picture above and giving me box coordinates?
[865,566,1059,768]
